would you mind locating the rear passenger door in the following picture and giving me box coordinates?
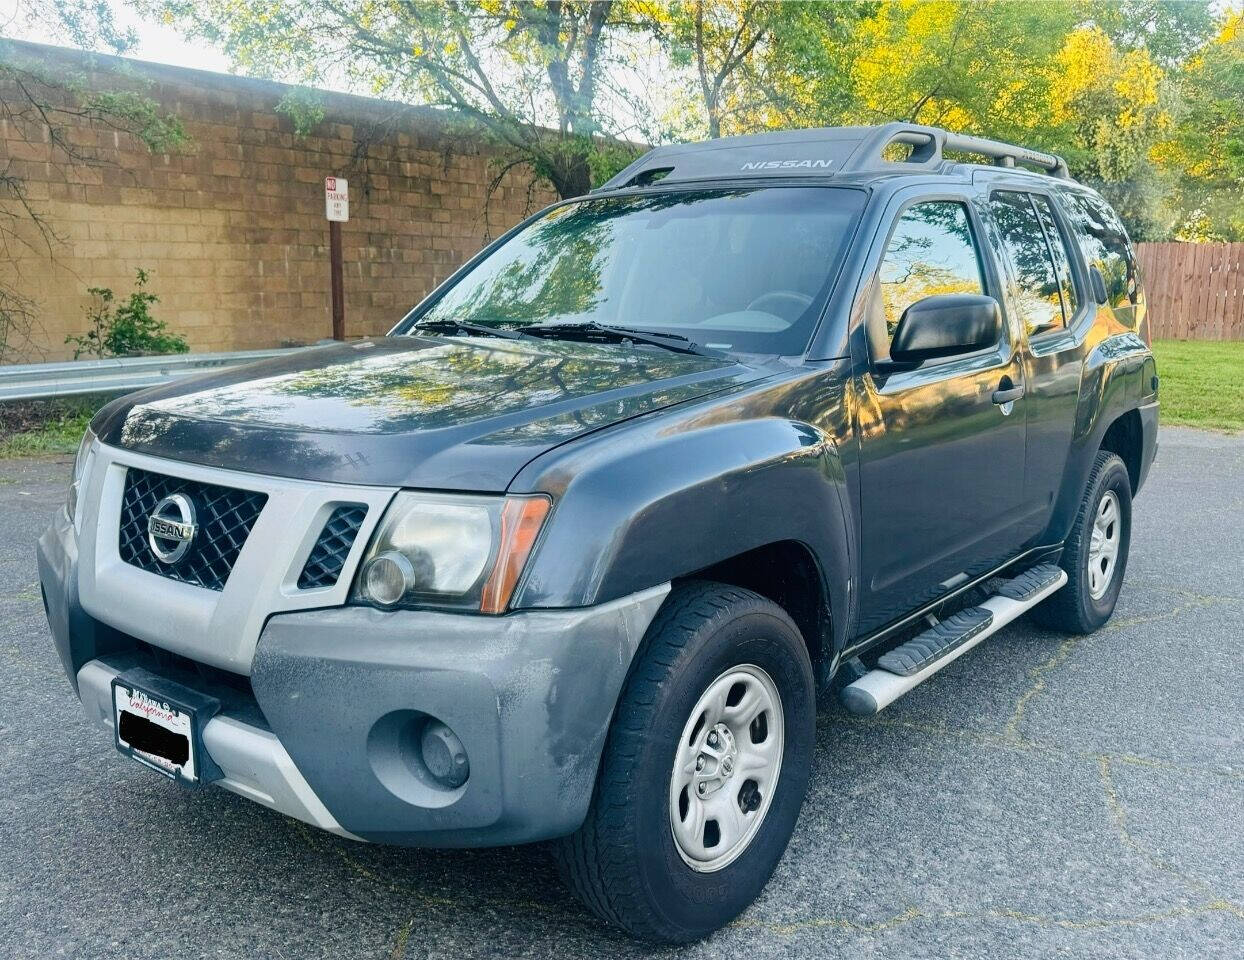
[853,193,1029,635]
[985,187,1092,525]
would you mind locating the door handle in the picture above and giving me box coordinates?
[992,384,1025,405]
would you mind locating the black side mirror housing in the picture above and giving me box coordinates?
[888,293,1002,365]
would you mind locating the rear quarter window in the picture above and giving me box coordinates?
[1058,191,1136,310]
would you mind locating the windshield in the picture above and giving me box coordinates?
[404,187,867,355]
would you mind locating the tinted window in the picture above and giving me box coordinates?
[1060,191,1134,308]
[412,187,867,355]
[1031,195,1080,323]
[878,201,985,339]
[989,192,1063,331]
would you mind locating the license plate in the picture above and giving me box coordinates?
[113,680,199,783]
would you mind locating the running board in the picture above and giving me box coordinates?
[841,564,1067,716]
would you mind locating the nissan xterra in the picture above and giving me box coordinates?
[38,123,1158,942]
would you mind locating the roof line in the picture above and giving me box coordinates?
[597,123,1071,192]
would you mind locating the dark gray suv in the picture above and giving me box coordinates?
[38,123,1158,942]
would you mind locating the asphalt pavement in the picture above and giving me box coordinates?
[0,426,1240,959]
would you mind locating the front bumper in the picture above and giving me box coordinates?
[38,501,669,847]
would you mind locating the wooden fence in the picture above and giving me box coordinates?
[1134,242,1244,341]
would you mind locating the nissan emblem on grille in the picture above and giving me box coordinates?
[118,468,267,590]
[147,493,198,564]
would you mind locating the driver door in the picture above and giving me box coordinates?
[853,195,1029,636]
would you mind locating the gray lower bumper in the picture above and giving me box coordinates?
[250,588,668,846]
[37,504,669,847]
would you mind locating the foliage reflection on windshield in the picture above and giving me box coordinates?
[411,187,866,355]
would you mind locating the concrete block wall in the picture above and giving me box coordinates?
[0,40,555,360]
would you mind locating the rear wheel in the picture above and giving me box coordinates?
[1032,450,1132,633]
[555,581,815,943]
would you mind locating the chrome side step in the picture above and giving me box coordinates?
[840,564,1067,716]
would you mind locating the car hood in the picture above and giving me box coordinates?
[94,336,775,490]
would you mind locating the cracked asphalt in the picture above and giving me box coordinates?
[1,425,1241,959]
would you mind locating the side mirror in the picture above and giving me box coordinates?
[889,293,1002,364]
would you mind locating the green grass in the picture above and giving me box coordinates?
[0,397,101,459]
[1153,340,1244,432]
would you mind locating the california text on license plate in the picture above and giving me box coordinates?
[113,681,199,783]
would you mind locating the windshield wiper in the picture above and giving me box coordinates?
[524,321,720,358]
[412,318,534,341]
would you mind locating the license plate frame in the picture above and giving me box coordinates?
[111,670,221,785]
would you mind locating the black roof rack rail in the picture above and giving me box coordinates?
[859,123,1070,179]
[597,123,1070,191]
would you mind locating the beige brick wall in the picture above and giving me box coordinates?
[1,41,556,361]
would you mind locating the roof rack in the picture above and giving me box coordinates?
[864,124,1070,179]
[597,123,1070,191]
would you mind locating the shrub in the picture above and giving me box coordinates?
[66,269,188,359]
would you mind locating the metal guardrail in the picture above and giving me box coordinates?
[0,348,305,403]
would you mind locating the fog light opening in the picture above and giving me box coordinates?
[367,711,468,808]
[420,720,470,789]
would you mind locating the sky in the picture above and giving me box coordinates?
[1,0,231,76]
[0,0,678,141]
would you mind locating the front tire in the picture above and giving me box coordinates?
[1032,450,1132,634]
[555,581,815,943]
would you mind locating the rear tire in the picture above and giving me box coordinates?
[554,581,815,943]
[1031,451,1131,634]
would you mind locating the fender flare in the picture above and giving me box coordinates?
[511,414,853,652]
[1044,331,1153,540]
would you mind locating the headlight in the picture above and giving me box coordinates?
[351,492,551,614]
[66,427,95,524]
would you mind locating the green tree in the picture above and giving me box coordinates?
[846,2,1095,142]
[662,0,771,138]
[742,0,1231,241]
[1083,0,1218,66]
[154,0,653,199]
[1158,12,1244,239]
[1044,24,1176,238]
[637,2,856,140]
[654,1,865,139]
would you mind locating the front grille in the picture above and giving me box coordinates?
[298,504,368,589]
[118,467,268,591]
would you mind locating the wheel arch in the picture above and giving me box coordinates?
[1042,332,1155,544]
[1099,408,1143,493]
[512,411,855,664]
[680,539,832,685]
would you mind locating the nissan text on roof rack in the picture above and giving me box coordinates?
[38,123,1157,942]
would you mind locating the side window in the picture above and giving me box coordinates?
[1030,195,1079,323]
[1059,191,1134,308]
[878,200,986,340]
[988,191,1063,331]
